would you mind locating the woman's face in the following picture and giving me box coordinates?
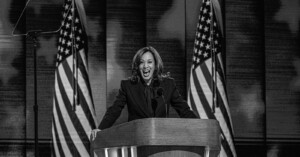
[139,51,155,84]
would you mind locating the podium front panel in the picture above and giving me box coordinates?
[91,118,221,157]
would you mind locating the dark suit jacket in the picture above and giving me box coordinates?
[98,77,198,130]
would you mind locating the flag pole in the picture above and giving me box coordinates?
[71,0,79,111]
[210,0,217,113]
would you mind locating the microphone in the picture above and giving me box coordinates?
[151,99,157,117]
[157,87,168,118]
[157,87,163,96]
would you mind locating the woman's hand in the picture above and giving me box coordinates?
[90,129,101,141]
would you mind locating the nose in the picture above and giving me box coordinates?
[143,62,149,69]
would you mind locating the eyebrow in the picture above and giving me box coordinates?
[140,58,153,61]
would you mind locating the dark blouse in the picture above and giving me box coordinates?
[98,77,198,130]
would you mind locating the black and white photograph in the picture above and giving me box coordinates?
[0,0,299,156]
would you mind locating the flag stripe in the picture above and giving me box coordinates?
[60,59,91,135]
[216,87,234,137]
[76,64,97,124]
[214,64,234,137]
[217,55,226,84]
[215,85,233,136]
[192,69,234,157]
[201,61,215,94]
[52,0,96,156]
[220,146,227,157]
[61,57,94,140]
[56,68,90,154]
[200,59,234,137]
[66,56,97,130]
[194,66,213,112]
[77,85,97,129]
[191,69,215,119]
[189,78,209,118]
[64,56,97,130]
[52,118,66,157]
[204,58,225,91]
[79,49,88,72]
[221,134,234,157]
[188,88,200,118]
[52,120,65,157]
[215,109,234,157]
[54,90,83,156]
[53,93,77,156]
[215,67,232,127]
[216,62,226,91]
[190,71,209,119]
[188,1,237,156]
[217,53,224,73]
[77,49,95,104]
[194,65,235,156]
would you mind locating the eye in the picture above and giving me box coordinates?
[139,60,144,65]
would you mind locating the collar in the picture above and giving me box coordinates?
[141,78,160,88]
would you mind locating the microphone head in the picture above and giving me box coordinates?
[157,87,164,96]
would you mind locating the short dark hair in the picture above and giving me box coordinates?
[130,46,167,83]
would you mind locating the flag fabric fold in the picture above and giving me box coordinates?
[52,0,97,156]
[188,0,237,157]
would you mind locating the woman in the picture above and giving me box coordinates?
[92,46,197,139]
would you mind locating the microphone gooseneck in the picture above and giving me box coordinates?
[157,87,163,96]
[151,99,157,117]
[157,87,168,118]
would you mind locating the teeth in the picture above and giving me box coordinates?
[143,71,150,76]
[142,69,151,77]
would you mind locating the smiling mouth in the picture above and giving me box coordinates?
[142,70,150,77]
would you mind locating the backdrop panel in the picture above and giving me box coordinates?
[265,0,300,141]
[0,0,26,156]
[146,0,187,118]
[106,0,146,126]
[225,0,265,141]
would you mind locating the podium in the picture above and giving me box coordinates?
[91,118,220,157]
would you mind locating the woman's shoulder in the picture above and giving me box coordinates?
[121,77,139,86]
[162,72,174,80]
[160,74,175,85]
[120,78,133,84]
[161,76,174,81]
[117,78,135,90]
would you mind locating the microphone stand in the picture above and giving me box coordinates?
[13,29,60,157]
[11,1,64,156]
[162,95,168,118]
[157,88,168,118]
[28,31,38,157]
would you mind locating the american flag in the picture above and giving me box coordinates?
[187,0,237,157]
[52,0,97,156]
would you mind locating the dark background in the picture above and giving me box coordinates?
[0,0,299,156]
